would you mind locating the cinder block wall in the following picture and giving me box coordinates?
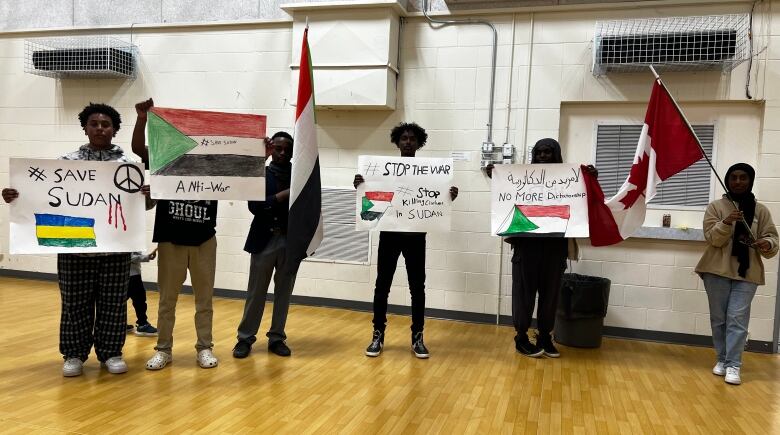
[0,0,777,345]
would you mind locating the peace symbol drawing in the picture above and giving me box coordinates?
[113,164,145,193]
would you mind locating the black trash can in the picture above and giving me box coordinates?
[554,273,611,348]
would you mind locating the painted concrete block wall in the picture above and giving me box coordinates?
[1,1,778,342]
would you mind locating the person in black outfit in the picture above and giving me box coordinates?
[232,132,298,359]
[487,138,596,358]
[126,250,158,336]
[354,122,458,359]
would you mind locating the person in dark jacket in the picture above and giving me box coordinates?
[232,131,298,359]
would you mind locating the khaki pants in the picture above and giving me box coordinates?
[155,236,217,354]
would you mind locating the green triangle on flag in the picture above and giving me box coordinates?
[147,111,198,174]
[498,206,539,236]
[361,196,375,213]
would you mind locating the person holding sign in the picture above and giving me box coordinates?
[131,98,220,371]
[695,163,778,385]
[2,103,135,376]
[354,122,458,359]
[232,132,299,359]
[487,139,596,359]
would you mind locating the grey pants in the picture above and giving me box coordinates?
[236,235,298,345]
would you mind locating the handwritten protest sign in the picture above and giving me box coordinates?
[491,164,588,237]
[356,155,453,232]
[148,107,267,200]
[9,158,147,254]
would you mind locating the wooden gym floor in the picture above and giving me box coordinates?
[0,276,778,434]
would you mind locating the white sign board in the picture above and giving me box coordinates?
[9,158,147,254]
[491,164,589,238]
[356,155,454,232]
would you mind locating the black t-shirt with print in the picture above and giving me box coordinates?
[152,200,218,246]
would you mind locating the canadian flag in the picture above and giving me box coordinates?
[585,80,704,247]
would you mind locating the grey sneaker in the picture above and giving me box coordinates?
[102,356,128,374]
[62,358,83,377]
[712,361,726,376]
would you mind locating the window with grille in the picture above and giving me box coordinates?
[594,124,714,207]
[308,188,370,263]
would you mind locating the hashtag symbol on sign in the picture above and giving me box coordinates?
[28,167,46,181]
[364,162,379,176]
[397,186,414,197]
[201,138,210,146]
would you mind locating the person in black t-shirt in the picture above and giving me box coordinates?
[132,98,220,370]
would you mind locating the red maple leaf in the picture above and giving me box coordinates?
[619,152,649,209]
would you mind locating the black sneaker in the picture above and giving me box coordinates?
[232,340,252,359]
[126,324,134,333]
[537,334,560,358]
[515,337,544,358]
[365,330,384,357]
[134,323,158,337]
[269,341,291,357]
[411,332,429,359]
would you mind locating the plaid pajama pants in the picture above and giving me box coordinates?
[57,253,131,362]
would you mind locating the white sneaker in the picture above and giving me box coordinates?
[197,349,218,369]
[146,351,172,370]
[725,367,741,385]
[712,361,726,376]
[62,358,83,377]
[101,356,128,374]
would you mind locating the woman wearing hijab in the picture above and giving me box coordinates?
[488,138,596,358]
[695,163,778,385]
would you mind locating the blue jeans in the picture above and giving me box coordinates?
[701,273,757,368]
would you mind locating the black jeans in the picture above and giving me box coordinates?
[373,232,426,336]
[510,238,567,339]
[127,274,149,325]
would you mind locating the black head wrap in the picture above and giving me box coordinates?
[724,163,756,277]
[530,138,563,163]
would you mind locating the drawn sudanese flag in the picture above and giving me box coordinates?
[498,204,570,237]
[147,107,267,177]
[35,213,96,248]
[361,191,394,221]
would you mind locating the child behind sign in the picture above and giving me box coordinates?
[127,249,158,336]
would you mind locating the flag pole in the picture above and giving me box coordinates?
[648,65,756,243]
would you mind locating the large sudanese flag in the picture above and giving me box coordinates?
[147,107,267,177]
[286,27,324,268]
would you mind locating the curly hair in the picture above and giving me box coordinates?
[78,103,122,133]
[271,131,294,145]
[390,122,427,148]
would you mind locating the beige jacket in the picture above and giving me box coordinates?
[695,197,779,285]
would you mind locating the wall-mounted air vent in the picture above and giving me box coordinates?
[24,36,137,79]
[593,14,750,75]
